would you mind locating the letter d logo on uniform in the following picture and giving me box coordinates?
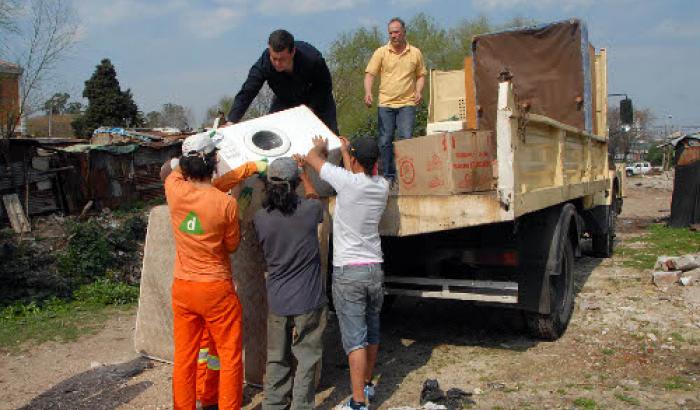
[179,211,205,235]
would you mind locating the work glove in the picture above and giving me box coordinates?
[254,158,268,176]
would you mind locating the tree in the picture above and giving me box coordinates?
[144,103,194,129]
[608,106,656,161]
[72,58,142,136]
[42,92,69,114]
[144,111,163,128]
[203,84,274,128]
[0,0,77,152]
[0,0,20,54]
[326,26,383,137]
[204,96,235,127]
[65,101,82,114]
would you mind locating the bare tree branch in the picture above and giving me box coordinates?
[1,0,77,142]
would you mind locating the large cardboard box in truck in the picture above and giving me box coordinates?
[393,130,496,195]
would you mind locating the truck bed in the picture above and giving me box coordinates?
[336,81,613,238]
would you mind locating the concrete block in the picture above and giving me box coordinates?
[652,270,682,287]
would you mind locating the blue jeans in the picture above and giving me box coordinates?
[332,263,384,354]
[378,106,416,180]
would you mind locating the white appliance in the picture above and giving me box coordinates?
[213,105,341,173]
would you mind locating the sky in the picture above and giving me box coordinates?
[14,0,700,132]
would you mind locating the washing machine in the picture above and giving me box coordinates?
[210,105,342,196]
[213,105,341,173]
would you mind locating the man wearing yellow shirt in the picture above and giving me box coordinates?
[364,17,427,181]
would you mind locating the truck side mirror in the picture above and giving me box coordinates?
[620,98,634,126]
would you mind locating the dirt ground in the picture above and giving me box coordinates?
[2,174,699,410]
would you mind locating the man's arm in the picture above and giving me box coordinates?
[227,54,267,123]
[292,154,319,199]
[307,55,334,115]
[338,136,352,171]
[413,50,427,105]
[363,73,375,107]
[307,136,353,193]
[414,75,425,105]
[305,135,328,175]
[364,48,382,107]
[212,161,265,192]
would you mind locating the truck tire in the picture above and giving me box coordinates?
[592,205,615,257]
[526,235,575,340]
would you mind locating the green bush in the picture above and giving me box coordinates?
[73,279,139,306]
[57,220,114,282]
[108,214,146,251]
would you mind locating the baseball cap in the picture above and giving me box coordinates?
[267,157,299,182]
[349,137,379,163]
[182,131,216,157]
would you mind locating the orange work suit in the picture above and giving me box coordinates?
[196,330,220,407]
[165,162,257,410]
[195,162,258,407]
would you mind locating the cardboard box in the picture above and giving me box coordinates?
[393,131,496,195]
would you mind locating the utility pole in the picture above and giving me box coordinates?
[48,96,58,138]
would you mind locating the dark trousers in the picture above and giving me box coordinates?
[263,305,327,410]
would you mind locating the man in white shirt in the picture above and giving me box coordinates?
[305,135,389,410]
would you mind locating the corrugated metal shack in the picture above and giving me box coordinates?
[56,128,192,211]
[668,133,700,227]
[0,138,84,218]
[0,128,192,225]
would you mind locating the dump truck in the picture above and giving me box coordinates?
[330,20,623,340]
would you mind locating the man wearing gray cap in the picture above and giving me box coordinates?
[253,156,327,410]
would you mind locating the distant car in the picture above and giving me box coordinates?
[625,162,652,176]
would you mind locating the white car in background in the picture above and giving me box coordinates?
[625,161,652,176]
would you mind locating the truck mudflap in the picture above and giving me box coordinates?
[384,276,518,304]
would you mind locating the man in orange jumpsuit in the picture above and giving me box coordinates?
[164,131,264,410]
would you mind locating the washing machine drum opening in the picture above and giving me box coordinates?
[245,129,291,157]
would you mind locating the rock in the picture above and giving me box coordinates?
[655,255,700,272]
[652,271,681,287]
[90,361,104,369]
[680,268,700,286]
[423,403,447,410]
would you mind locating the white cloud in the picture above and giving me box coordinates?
[389,0,434,6]
[73,0,188,26]
[181,6,244,39]
[256,0,369,16]
[472,0,595,10]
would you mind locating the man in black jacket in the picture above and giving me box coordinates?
[226,29,339,134]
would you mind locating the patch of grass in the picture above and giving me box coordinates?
[663,375,694,391]
[614,393,640,405]
[0,280,138,351]
[617,224,700,269]
[573,397,598,409]
[601,347,615,355]
[112,197,164,217]
[670,332,685,342]
[556,388,567,395]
